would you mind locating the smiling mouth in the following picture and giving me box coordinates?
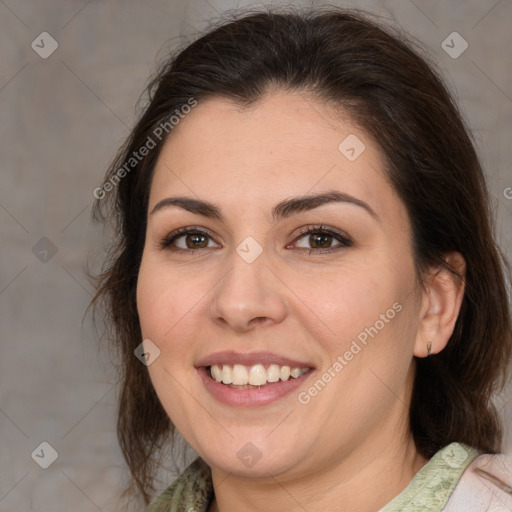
[208,363,311,389]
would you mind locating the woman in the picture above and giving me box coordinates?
[90,6,512,511]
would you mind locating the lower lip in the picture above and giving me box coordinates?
[197,367,314,407]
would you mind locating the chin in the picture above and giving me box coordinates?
[194,434,309,479]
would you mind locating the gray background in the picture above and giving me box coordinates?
[1,0,511,511]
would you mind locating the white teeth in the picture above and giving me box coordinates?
[267,364,280,383]
[221,365,233,384]
[248,364,267,386]
[211,364,222,382]
[290,368,301,378]
[232,364,248,385]
[209,363,309,386]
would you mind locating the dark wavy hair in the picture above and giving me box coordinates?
[88,5,512,506]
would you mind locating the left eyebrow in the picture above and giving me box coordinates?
[149,190,379,222]
[271,191,378,221]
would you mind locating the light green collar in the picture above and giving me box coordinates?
[147,442,479,512]
[146,457,213,512]
[379,442,479,511]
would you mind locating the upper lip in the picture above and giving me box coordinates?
[195,351,315,369]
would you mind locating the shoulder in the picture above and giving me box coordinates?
[444,451,512,511]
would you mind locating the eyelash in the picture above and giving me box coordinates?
[159,224,353,255]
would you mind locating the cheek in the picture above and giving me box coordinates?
[310,257,417,380]
[310,267,394,341]
[136,256,214,376]
[137,257,195,338]
[136,261,202,422]
[136,263,165,339]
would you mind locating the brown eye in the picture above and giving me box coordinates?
[160,228,218,251]
[308,233,333,249]
[291,225,353,253]
[184,233,209,249]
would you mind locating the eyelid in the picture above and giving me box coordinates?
[288,224,353,250]
[159,224,353,252]
[159,226,219,250]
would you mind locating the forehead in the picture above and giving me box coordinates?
[149,91,404,226]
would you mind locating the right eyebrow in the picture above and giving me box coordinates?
[149,190,379,222]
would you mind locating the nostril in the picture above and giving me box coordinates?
[250,317,268,327]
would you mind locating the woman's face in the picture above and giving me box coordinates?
[137,91,425,478]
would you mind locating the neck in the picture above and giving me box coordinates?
[208,432,428,512]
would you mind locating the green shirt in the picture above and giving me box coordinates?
[146,442,479,512]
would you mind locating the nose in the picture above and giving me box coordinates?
[208,248,287,333]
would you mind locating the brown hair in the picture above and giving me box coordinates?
[89,6,512,505]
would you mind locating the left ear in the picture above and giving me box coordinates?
[413,251,466,358]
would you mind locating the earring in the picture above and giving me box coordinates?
[427,342,432,358]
